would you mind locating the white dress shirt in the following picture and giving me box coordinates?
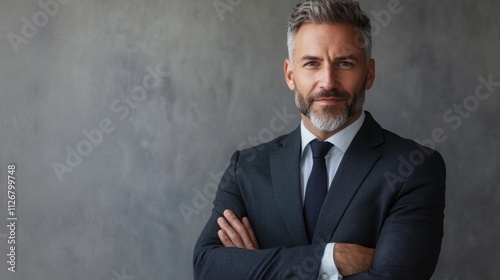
[300,112,365,280]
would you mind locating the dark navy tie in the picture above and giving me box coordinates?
[303,140,333,242]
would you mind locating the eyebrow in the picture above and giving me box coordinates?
[335,55,359,62]
[299,55,322,63]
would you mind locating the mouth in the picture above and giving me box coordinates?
[313,97,346,106]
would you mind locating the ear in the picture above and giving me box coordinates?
[365,58,375,90]
[284,59,296,91]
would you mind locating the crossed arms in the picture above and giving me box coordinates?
[217,209,374,277]
[193,149,446,279]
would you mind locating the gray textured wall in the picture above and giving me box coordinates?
[0,0,498,279]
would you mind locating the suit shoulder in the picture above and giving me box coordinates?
[237,128,298,161]
[380,128,446,169]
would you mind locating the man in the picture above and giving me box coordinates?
[193,0,446,279]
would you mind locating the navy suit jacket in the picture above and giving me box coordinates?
[193,112,446,280]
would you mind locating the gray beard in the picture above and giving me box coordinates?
[308,107,350,132]
[295,87,365,132]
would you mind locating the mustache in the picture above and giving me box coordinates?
[307,89,350,103]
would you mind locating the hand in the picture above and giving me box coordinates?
[217,209,260,250]
[334,243,375,276]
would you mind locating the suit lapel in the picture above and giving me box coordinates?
[313,112,384,243]
[270,127,310,245]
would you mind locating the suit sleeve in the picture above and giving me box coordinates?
[345,150,446,280]
[193,151,326,280]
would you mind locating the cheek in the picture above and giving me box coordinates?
[294,70,316,88]
[341,74,366,94]
[294,80,315,96]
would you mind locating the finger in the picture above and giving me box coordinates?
[242,217,259,249]
[217,216,245,248]
[217,229,235,247]
[223,210,255,249]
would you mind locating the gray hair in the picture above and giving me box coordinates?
[287,0,372,63]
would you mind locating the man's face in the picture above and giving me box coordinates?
[284,23,375,133]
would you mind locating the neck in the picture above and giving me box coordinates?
[302,111,362,141]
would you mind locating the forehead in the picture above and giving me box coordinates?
[294,23,365,57]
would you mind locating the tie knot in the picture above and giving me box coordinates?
[310,140,333,158]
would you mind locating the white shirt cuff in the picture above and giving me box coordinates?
[318,242,343,280]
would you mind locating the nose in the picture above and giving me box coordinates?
[319,66,336,90]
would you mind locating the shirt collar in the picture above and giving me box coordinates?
[300,111,365,155]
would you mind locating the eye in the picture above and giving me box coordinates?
[337,61,355,69]
[304,61,319,67]
[338,61,354,67]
